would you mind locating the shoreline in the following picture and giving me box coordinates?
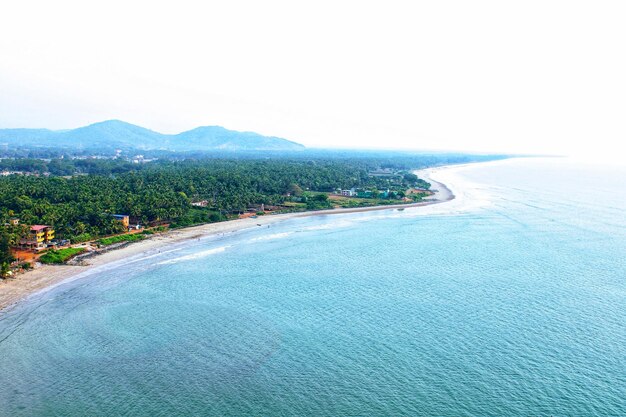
[0,164,457,313]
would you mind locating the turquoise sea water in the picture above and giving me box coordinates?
[0,158,625,416]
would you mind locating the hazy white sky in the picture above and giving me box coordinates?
[1,1,625,157]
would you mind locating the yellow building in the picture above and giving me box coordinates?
[20,225,55,249]
[112,214,130,228]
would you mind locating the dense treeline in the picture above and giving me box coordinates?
[0,150,508,175]
[0,154,504,246]
[0,157,139,176]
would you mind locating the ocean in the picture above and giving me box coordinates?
[0,157,624,416]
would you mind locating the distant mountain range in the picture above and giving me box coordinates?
[0,120,305,152]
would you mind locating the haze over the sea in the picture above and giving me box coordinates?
[2,1,625,160]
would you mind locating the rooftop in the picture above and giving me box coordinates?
[30,225,50,231]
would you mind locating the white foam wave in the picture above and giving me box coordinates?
[248,232,294,242]
[411,163,496,215]
[300,219,356,231]
[300,224,333,231]
[157,245,231,265]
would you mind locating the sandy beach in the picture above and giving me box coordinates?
[0,163,459,313]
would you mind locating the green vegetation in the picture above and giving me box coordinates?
[0,262,9,278]
[141,226,168,235]
[19,262,32,270]
[329,196,403,209]
[279,201,307,211]
[302,192,333,211]
[0,231,14,278]
[170,208,226,229]
[72,233,95,244]
[39,247,86,264]
[0,153,505,244]
[98,234,145,246]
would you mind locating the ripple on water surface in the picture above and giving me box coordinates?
[0,158,625,416]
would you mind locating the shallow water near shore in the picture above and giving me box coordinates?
[0,158,625,416]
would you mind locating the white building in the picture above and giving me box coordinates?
[341,189,356,197]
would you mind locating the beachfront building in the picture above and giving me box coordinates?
[19,225,55,250]
[3,218,20,227]
[111,214,130,228]
[341,189,356,197]
[247,204,265,212]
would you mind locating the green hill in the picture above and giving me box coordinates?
[0,120,305,152]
